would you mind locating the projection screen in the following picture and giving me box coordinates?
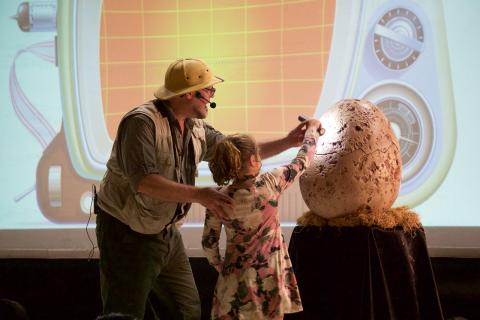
[0,0,479,258]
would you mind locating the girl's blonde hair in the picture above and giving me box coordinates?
[209,134,258,185]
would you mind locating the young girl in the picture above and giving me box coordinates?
[202,120,321,320]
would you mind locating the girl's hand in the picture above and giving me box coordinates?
[306,119,324,136]
[214,262,223,273]
[298,115,325,136]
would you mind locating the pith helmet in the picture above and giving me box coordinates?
[154,58,224,100]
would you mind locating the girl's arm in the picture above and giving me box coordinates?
[265,122,320,194]
[201,211,223,272]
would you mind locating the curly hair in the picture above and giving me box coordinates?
[209,134,258,185]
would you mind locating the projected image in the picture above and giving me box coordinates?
[355,1,457,208]
[5,0,456,226]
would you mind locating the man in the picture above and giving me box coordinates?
[95,58,310,319]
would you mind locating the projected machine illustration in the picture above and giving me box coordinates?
[11,0,456,224]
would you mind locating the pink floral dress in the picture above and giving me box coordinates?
[202,131,318,320]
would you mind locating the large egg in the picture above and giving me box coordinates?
[300,99,402,219]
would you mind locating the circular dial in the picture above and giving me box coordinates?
[377,97,432,183]
[373,7,424,70]
[378,99,420,167]
[362,83,434,185]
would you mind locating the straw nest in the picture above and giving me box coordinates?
[297,206,421,231]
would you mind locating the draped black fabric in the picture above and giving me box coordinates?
[285,226,444,320]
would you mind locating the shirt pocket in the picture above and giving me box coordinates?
[156,134,173,166]
[157,150,173,166]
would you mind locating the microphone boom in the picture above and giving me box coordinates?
[195,91,216,108]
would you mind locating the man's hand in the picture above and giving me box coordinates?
[138,175,233,218]
[285,121,308,148]
[285,118,324,148]
[194,187,234,218]
[258,117,324,159]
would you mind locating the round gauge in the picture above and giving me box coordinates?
[362,83,433,184]
[378,99,421,167]
[373,7,424,70]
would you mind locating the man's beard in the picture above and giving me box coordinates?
[192,106,208,119]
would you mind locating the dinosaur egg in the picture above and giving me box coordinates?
[300,99,402,219]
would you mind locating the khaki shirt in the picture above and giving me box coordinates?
[97,99,224,233]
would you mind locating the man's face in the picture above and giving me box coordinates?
[190,87,216,119]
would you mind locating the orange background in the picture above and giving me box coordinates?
[100,0,335,141]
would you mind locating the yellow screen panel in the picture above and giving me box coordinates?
[99,0,335,141]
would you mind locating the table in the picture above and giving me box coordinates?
[285,225,444,319]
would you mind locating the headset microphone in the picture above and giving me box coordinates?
[195,91,216,108]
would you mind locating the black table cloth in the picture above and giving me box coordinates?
[285,225,444,320]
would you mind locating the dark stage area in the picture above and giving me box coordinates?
[0,257,479,320]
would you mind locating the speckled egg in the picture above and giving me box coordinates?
[300,99,402,219]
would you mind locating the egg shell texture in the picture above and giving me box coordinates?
[300,99,402,219]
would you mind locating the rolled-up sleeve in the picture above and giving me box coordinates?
[116,114,159,192]
[203,123,225,162]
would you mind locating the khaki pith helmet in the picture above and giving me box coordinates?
[154,58,224,100]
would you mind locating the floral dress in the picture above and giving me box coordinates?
[202,130,318,320]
